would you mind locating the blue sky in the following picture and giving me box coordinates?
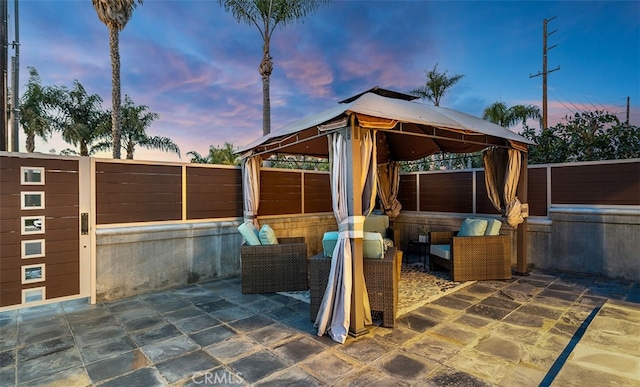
[12,0,640,161]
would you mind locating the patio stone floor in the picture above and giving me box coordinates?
[1,269,639,386]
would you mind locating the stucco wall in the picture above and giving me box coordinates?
[96,221,243,301]
[95,208,639,302]
[394,208,640,281]
[95,214,337,302]
[540,208,640,280]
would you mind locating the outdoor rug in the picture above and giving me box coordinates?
[278,262,474,317]
[396,263,474,316]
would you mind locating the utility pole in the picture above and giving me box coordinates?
[626,96,630,126]
[9,0,18,152]
[1,0,7,151]
[530,16,560,130]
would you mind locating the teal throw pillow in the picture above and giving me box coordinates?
[322,231,339,257]
[238,222,261,246]
[259,224,279,245]
[458,218,488,236]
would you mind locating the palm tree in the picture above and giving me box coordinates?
[20,67,55,152]
[482,102,541,128]
[92,0,143,159]
[187,150,212,164]
[98,95,180,159]
[410,64,464,106]
[188,143,240,165]
[54,81,110,156]
[218,0,329,135]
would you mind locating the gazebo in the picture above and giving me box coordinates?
[238,88,535,343]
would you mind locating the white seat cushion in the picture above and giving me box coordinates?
[484,218,502,236]
[430,244,451,260]
[322,231,386,259]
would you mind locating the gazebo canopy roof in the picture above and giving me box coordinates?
[239,92,535,163]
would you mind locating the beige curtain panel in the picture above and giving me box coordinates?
[483,147,524,228]
[376,161,402,220]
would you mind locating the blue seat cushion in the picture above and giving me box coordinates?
[430,244,451,260]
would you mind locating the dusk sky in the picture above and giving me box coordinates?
[11,0,640,162]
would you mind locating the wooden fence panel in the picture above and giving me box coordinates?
[528,167,548,216]
[475,171,500,215]
[304,173,332,213]
[96,162,182,224]
[398,175,417,211]
[186,166,242,219]
[552,162,640,205]
[259,170,302,215]
[420,172,473,213]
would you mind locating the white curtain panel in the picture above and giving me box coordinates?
[243,156,261,228]
[315,130,375,343]
[361,130,377,217]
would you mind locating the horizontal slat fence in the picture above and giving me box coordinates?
[259,170,303,215]
[186,166,242,220]
[420,172,473,213]
[91,159,639,225]
[475,171,501,215]
[257,169,333,216]
[396,159,638,216]
[527,167,548,216]
[303,173,333,214]
[551,162,640,205]
[96,162,183,224]
[9,158,634,227]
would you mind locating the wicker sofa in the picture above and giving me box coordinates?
[429,231,511,281]
[309,246,399,328]
[241,237,308,294]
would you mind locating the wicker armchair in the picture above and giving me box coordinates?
[429,231,511,281]
[309,246,398,328]
[241,237,308,294]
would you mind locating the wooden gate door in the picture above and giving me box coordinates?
[0,153,91,309]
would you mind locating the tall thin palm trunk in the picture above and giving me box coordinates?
[260,42,272,136]
[26,134,35,153]
[110,27,122,159]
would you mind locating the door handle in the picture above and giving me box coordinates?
[81,213,89,235]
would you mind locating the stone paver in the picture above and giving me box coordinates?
[0,270,638,386]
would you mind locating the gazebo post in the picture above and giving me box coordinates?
[515,152,529,275]
[346,119,368,337]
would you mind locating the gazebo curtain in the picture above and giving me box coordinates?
[315,129,376,343]
[242,156,261,227]
[376,161,402,221]
[483,147,523,228]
